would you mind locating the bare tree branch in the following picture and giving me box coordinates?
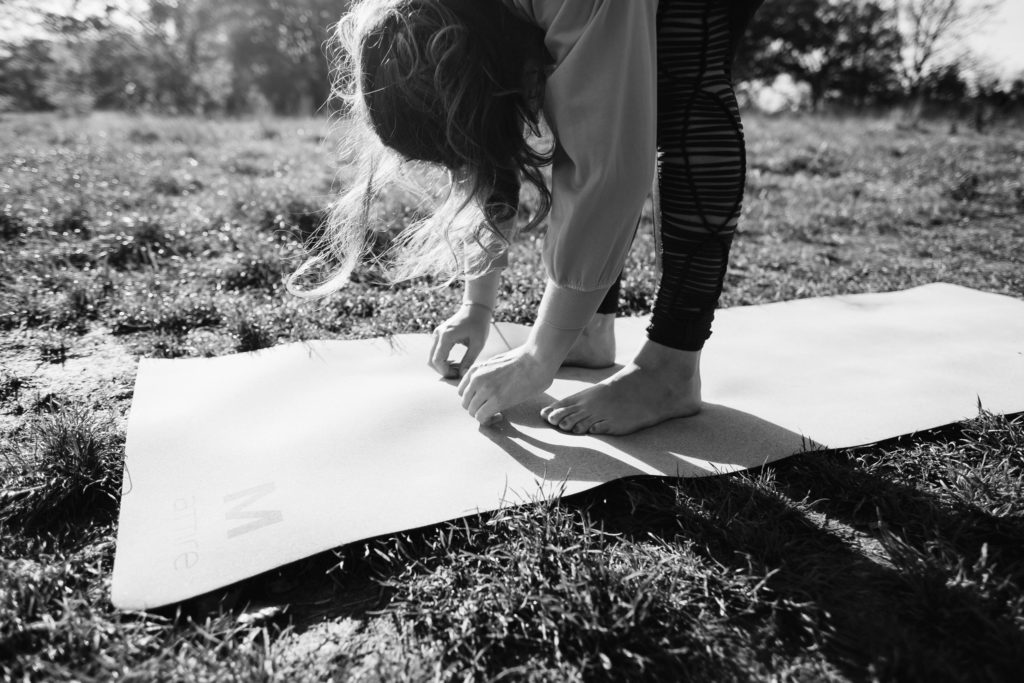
[896,0,1003,90]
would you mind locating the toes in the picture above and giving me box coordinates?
[544,405,578,426]
[587,420,610,434]
[573,414,602,434]
[540,400,567,420]
[557,412,586,432]
[561,413,585,430]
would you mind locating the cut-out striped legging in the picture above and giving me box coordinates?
[641,0,759,350]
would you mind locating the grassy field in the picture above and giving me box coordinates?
[1,110,1023,681]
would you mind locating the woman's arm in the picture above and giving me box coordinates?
[455,0,658,423]
[528,0,658,356]
[462,252,506,310]
[428,236,509,379]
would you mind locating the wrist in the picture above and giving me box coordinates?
[463,268,501,310]
[460,301,493,316]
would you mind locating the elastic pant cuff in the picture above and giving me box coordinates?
[646,309,715,351]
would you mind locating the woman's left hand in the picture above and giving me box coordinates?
[457,346,557,425]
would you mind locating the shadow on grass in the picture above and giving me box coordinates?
[588,443,1024,681]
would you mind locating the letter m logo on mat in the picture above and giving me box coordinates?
[223,483,284,539]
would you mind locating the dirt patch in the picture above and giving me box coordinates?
[0,327,138,434]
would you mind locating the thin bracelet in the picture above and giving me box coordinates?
[461,301,494,313]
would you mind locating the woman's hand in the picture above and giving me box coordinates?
[457,346,559,425]
[429,303,493,379]
[449,277,609,424]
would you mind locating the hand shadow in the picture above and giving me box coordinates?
[481,415,650,483]
[479,387,824,484]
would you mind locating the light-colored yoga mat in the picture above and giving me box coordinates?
[111,283,1024,609]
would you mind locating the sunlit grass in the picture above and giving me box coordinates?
[0,110,1022,679]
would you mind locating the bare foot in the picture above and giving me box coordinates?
[562,313,615,369]
[541,340,701,435]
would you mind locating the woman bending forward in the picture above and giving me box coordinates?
[289,0,762,435]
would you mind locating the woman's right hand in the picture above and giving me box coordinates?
[429,303,493,379]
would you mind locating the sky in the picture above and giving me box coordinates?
[965,0,1024,77]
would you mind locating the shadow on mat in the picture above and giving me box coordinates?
[479,394,819,483]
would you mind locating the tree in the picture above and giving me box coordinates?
[923,63,968,104]
[221,0,348,115]
[734,0,825,85]
[142,0,226,113]
[34,9,114,114]
[0,39,55,110]
[1008,74,1024,108]
[895,0,1003,116]
[737,0,903,110]
[0,0,350,114]
[828,1,904,107]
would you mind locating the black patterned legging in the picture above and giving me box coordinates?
[642,0,760,350]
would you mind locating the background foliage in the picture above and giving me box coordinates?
[1,0,1023,119]
[1,0,345,115]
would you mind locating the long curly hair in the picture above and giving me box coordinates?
[286,0,552,298]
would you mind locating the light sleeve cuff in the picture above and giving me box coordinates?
[535,279,610,332]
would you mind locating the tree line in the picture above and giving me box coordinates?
[0,0,344,115]
[1,0,1021,118]
[736,0,1021,119]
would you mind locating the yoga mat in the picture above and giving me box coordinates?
[111,283,1024,609]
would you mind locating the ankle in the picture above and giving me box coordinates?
[634,340,700,379]
[583,312,615,334]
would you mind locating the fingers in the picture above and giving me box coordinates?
[456,371,501,425]
[431,325,471,377]
[474,401,502,425]
[428,329,448,376]
[428,331,440,373]
[457,364,477,396]
[429,329,454,376]
[456,348,536,425]
[458,339,485,378]
[432,318,491,378]
[461,384,498,422]
[463,386,487,416]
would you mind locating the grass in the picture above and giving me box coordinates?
[0,404,122,532]
[1,110,1023,680]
